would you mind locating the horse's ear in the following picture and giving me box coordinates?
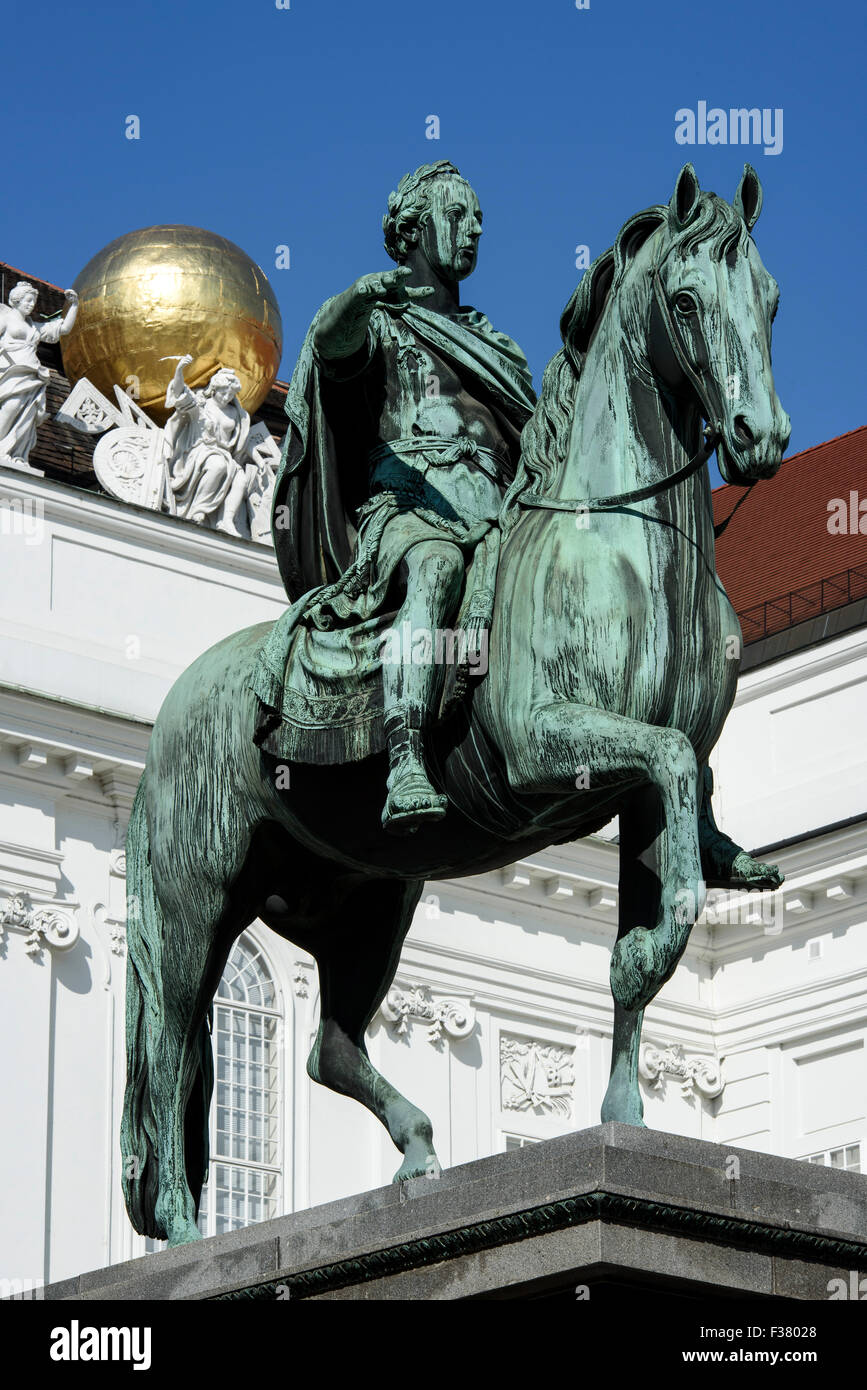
[669,163,701,228]
[734,163,763,231]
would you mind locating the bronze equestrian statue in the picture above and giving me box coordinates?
[122,161,789,1246]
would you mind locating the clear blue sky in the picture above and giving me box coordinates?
[3,0,863,481]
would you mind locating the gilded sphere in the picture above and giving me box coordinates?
[62,225,283,424]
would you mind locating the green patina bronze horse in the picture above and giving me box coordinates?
[122,164,790,1245]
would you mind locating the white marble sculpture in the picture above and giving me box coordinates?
[0,281,78,474]
[164,356,252,536]
[58,360,280,544]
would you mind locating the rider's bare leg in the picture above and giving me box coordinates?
[698,765,782,890]
[380,540,464,835]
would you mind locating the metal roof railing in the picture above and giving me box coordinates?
[738,563,867,644]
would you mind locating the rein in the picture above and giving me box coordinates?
[516,431,718,515]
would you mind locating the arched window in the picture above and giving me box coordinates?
[197,933,283,1237]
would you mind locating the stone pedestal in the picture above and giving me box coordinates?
[44,1125,867,1301]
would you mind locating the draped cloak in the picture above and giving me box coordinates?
[248,299,536,763]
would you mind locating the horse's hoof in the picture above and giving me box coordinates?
[601,1106,647,1128]
[392,1155,441,1183]
[166,1221,203,1247]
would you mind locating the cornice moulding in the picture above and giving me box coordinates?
[733,628,867,708]
[0,470,283,587]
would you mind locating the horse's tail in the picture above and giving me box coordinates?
[120,776,214,1239]
[120,776,162,1236]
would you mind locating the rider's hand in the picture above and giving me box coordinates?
[352,266,434,307]
[315,268,432,361]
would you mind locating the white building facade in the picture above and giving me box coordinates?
[1,460,865,1292]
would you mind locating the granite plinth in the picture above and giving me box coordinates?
[42,1125,867,1301]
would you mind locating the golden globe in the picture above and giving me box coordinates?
[61,225,283,424]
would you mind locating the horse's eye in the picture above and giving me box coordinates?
[675,293,696,314]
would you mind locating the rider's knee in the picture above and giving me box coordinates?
[654,728,698,778]
[406,542,465,604]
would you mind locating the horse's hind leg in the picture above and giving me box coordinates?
[301,878,440,1182]
[148,880,237,1246]
[698,764,782,890]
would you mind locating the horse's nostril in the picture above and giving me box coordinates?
[734,415,756,446]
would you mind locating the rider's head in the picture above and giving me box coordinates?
[383,161,482,282]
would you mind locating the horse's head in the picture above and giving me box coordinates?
[650,163,790,484]
[507,164,791,521]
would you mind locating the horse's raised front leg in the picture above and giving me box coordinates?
[303,877,441,1182]
[505,704,705,1124]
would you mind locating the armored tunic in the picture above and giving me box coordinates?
[249,300,536,761]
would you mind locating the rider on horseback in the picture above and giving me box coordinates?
[252,161,536,833]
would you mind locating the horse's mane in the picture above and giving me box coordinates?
[502,192,751,519]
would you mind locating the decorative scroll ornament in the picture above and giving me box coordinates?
[638,1042,724,1100]
[500,1035,575,1117]
[109,849,127,878]
[292,962,310,998]
[0,891,79,957]
[378,983,475,1046]
[94,425,165,510]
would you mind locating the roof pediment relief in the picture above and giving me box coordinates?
[51,370,280,547]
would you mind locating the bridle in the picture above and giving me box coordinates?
[516,232,750,528]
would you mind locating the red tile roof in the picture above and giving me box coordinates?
[714,426,867,642]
